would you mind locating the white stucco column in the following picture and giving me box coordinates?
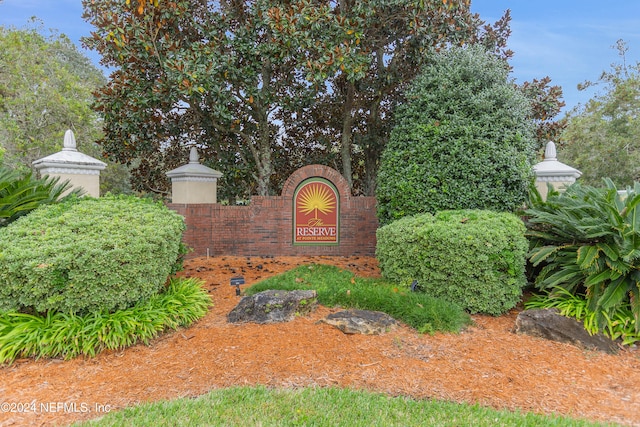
[533,141,582,200]
[32,130,106,197]
[166,147,223,204]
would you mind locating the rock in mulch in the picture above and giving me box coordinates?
[227,289,317,324]
[321,309,397,335]
[515,308,619,354]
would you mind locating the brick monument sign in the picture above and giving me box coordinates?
[167,164,377,258]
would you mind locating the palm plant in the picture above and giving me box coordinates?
[0,166,82,227]
[526,179,640,333]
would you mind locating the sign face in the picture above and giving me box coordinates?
[293,178,339,245]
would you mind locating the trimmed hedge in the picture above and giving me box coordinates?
[0,195,186,315]
[376,210,528,315]
[376,46,535,226]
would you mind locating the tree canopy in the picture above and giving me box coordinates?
[83,0,365,197]
[82,0,521,199]
[561,40,640,187]
[0,24,106,172]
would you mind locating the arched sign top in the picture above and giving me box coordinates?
[293,177,340,245]
[281,164,351,199]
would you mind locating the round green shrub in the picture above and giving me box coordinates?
[0,195,186,315]
[376,45,536,226]
[376,210,528,315]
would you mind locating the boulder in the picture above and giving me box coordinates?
[321,309,397,335]
[227,290,317,324]
[515,308,619,354]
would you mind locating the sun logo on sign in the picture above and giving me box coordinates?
[298,183,336,223]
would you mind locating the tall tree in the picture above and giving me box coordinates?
[83,1,560,197]
[519,76,566,153]
[561,39,640,187]
[0,25,106,172]
[279,1,514,195]
[82,0,368,197]
[83,0,513,198]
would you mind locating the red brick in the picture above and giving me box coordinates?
[167,165,377,258]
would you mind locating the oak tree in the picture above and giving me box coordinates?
[0,25,105,171]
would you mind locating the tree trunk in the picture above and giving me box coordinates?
[363,89,384,196]
[363,146,379,196]
[250,102,273,196]
[341,82,355,191]
[254,60,274,196]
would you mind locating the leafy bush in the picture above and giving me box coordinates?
[376,45,535,226]
[0,277,211,364]
[526,178,640,334]
[0,194,186,315]
[246,264,472,334]
[376,210,528,315]
[0,166,81,228]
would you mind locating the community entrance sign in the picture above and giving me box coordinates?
[167,164,376,257]
[293,177,340,245]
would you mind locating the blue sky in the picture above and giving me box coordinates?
[1,0,640,115]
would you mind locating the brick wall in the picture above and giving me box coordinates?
[167,165,378,258]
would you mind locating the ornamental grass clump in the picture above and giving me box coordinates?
[526,179,640,339]
[376,210,528,315]
[0,194,187,315]
[246,264,471,334]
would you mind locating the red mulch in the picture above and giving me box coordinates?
[1,256,639,426]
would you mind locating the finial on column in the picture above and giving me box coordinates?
[543,141,557,161]
[189,147,200,164]
[63,129,78,152]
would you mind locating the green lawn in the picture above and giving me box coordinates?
[73,386,616,427]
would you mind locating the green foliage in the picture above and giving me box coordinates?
[376,210,528,315]
[246,264,471,334]
[562,40,640,187]
[0,24,105,171]
[83,0,370,196]
[526,178,640,334]
[376,45,536,225]
[525,287,639,346]
[276,1,512,195]
[0,166,81,227]
[73,385,610,427]
[82,1,513,198]
[0,24,133,194]
[0,277,211,364]
[0,195,186,315]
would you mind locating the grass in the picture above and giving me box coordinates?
[73,386,616,427]
[0,277,211,364]
[245,263,472,334]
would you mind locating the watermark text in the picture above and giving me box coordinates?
[0,401,112,414]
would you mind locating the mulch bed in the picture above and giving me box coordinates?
[1,256,639,426]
